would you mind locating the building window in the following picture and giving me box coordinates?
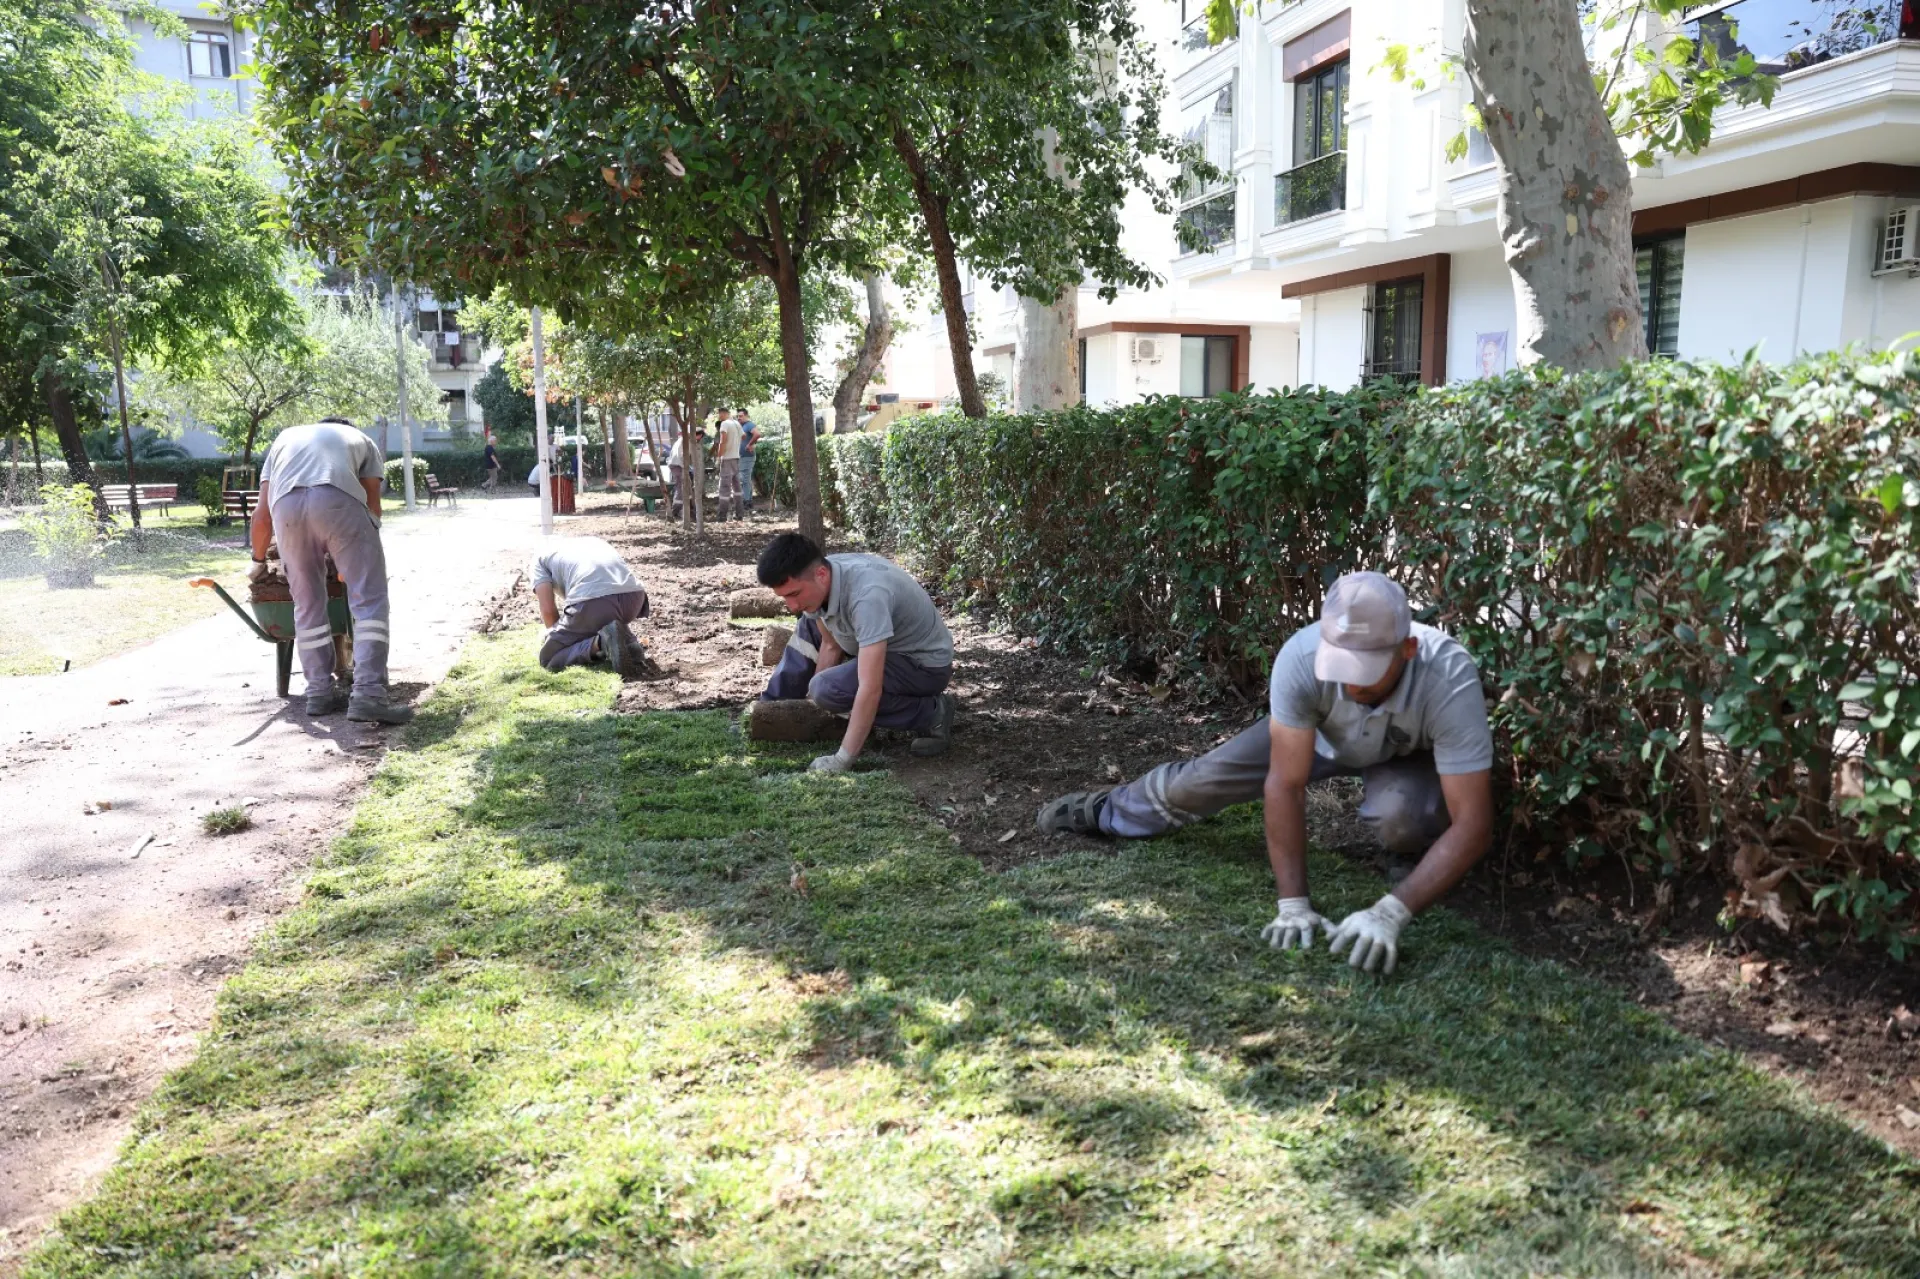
[1636,236,1684,355]
[1686,0,1910,72]
[1177,78,1237,253]
[186,31,232,79]
[1078,338,1087,400]
[1180,335,1236,397]
[1363,279,1424,383]
[1277,58,1348,225]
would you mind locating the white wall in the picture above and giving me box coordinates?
[1084,334,1123,407]
[1296,288,1366,390]
[1445,248,1517,382]
[1678,201,1857,362]
[1247,322,1299,392]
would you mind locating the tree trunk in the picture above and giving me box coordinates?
[895,129,986,418]
[242,414,264,468]
[1464,0,1647,369]
[612,407,633,478]
[29,422,44,485]
[600,403,613,485]
[833,274,894,434]
[1014,284,1079,411]
[768,240,826,546]
[44,371,107,518]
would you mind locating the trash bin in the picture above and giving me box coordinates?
[553,473,576,515]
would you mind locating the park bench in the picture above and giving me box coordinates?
[101,483,179,516]
[425,472,460,508]
[222,490,259,523]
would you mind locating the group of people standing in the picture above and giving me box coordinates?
[665,408,758,522]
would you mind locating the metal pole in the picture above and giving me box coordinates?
[531,305,554,534]
[393,283,417,510]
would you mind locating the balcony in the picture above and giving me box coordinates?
[1275,152,1347,225]
[1176,191,1236,253]
[1687,0,1912,73]
[427,335,482,370]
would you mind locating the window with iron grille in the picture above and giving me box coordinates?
[1635,236,1684,356]
[1363,279,1423,383]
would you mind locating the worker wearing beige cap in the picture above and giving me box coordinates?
[1037,571,1493,973]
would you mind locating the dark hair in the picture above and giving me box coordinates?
[757,532,824,587]
[319,416,354,426]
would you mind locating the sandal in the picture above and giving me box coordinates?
[1035,789,1112,836]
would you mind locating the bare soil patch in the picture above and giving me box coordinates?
[569,497,1919,1160]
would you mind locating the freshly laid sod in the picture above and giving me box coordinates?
[31,628,1920,1276]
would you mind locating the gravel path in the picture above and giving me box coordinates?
[0,495,546,1267]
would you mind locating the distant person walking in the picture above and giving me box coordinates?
[481,435,501,493]
[251,419,412,724]
[712,409,744,521]
[736,409,759,515]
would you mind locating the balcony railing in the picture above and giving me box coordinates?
[1275,152,1347,226]
[1176,191,1235,253]
[427,336,483,370]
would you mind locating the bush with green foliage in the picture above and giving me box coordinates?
[195,476,225,524]
[383,456,429,496]
[21,483,108,587]
[1377,353,1920,954]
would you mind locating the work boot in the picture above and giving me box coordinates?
[347,697,415,725]
[305,685,349,716]
[909,694,957,757]
[1035,789,1113,836]
[598,620,635,678]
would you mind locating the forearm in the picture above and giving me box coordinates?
[250,505,272,560]
[361,477,382,522]
[839,685,882,758]
[534,583,560,628]
[1388,819,1490,914]
[816,634,843,672]
[1262,780,1311,899]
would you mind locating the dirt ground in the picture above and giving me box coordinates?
[563,501,1920,1161]
[0,496,543,1271]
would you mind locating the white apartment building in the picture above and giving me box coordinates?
[897,0,1920,406]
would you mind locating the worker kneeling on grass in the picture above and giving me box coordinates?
[251,418,413,724]
[1037,572,1495,974]
[531,536,650,676]
[757,532,956,771]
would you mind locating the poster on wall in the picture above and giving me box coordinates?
[1476,331,1509,378]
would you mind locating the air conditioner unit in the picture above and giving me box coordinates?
[1877,204,1920,274]
[1131,336,1164,363]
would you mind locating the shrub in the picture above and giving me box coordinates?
[21,483,109,588]
[384,455,429,496]
[201,806,252,836]
[195,476,226,524]
[1378,353,1919,953]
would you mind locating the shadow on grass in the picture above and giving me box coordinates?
[31,635,1920,1277]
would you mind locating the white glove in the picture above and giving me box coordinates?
[1260,897,1329,951]
[1327,894,1414,974]
[247,559,271,583]
[809,749,854,774]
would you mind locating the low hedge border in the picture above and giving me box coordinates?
[808,358,1918,953]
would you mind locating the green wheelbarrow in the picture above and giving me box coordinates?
[191,576,354,698]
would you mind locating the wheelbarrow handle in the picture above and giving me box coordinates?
[190,577,273,643]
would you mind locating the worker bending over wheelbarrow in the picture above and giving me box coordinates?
[251,418,413,724]
[530,536,650,676]
[1037,572,1495,975]
[757,532,956,770]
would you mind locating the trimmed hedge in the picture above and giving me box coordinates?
[810,360,1918,951]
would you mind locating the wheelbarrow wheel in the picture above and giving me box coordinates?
[276,640,293,698]
[333,632,354,679]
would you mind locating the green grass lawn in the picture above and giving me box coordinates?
[0,519,251,676]
[29,628,1920,1276]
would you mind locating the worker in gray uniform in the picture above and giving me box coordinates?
[1036,572,1495,974]
[250,418,413,724]
[530,536,650,675]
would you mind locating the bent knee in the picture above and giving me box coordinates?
[1368,805,1448,855]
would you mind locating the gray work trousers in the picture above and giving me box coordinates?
[273,485,390,700]
[1100,718,1451,854]
[538,589,650,671]
[669,463,686,516]
[760,615,950,731]
[717,457,743,519]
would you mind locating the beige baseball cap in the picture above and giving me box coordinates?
[1314,572,1413,685]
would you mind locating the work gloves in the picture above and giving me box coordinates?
[809,748,854,774]
[247,559,272,583]
[1260,897,1329,951]
[1327,894,1414,975]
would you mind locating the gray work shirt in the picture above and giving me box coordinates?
[1268,621,1493,774]
[528,537,642,604]
[814,553,953,669]
[259,422,385,513]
